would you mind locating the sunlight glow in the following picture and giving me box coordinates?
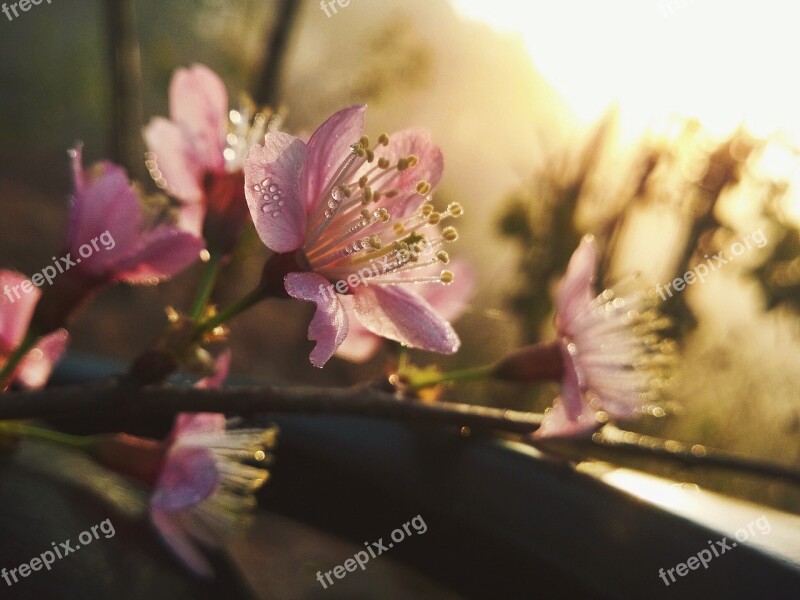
[452,0,800,144]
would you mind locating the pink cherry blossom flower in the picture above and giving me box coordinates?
[336,258,476,362]
[244,105,464,367]
[29,147,204,334]
[0,270,68,389]
[535,235,670,438]
[144,64,277,253]
[150,351,277,577]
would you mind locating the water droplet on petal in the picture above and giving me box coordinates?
[272,211,280,217]
[253,185,261,191]
[261,205,271,213]
[278,201,285,207]
[262,178,270,186]
[273,194,280,201]
[268,184,278,192]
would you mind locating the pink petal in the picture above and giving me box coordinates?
[106,227,204,284]
[418,259,475,322]
[352,285,460,354]
[334,296,382,362]
[368,127,444,218]
[559,340,588,421]
[284,272,348,367]
[14,329,69,390]
[533,397,598,440]
[152,446,219,511]
[168,64,227,172]
[143,117,205,203]
[301,105,366,213]
[556,235,597,335]
[0,270,40,350]
[245,132,308,253]
[151,508,214,578]
[195,350,232,390]
[67,154,141,259]
[176,202,206,237]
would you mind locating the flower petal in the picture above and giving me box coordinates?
[245,132,307,253]
[168,64,227,172]
[143,117,205,203]
[533,397,598,440]
[334,295,382,363]
[15,328,69,390]
[369,127,444,218]
[105,227,204,284]
[556,235,597,335]
[67,153,141,260]
[0,270,39,350]
[195,350,232,390]
[151,446,219,512]
[301,105,366,213]
[151,508,214,578]
[559,340,588,421]
[284,271,348,367]
[352,285,460,354]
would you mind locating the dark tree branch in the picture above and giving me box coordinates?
[252,0,302,106]
[0,380,543,435]
[103,0,147,182]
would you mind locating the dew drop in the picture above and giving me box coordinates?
[253,185,261,191]
[272,211,280,217]
[268,184,278,192]
[261,205,271,213]
[328,198,339,209]
[324,209,333,219]
[262,178,270,186]
[278,201,285,207]
[272,194,280,201]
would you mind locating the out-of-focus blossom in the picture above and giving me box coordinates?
[245,105,463,367]
[494,236,671,439]
[144,64,277,254]
[88,352,277,577]
[336,258,476,362]
[0,270,68,389]
[30,147,204,334]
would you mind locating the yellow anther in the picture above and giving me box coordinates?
[359,135,370,148]
[373,191,382,203]
[421,203,434,217]
[407,154,419,167]
[416,180,431,195]
[436,251,450,264]
[393,222,406,235]
[363,186,373,202]
[447,201,463,217]
[365,149,375,163]
[360,208,371,220]
[442,226,458,242]
[440,270,454,284]
[354,145,366,157]
[397,158,409,171]
[378,133,390,146]
[339,184,352,198]
[378,157,391,169]
[359,175,369,188]
[378,208,390,222]
[384,189,398,198]
[369,234,382,249]
[427,212,441,225]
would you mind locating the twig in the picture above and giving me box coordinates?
[103,0,146,181]
[252,0,302,106]
[0,381,543,435]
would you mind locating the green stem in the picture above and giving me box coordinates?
[193,285,265,339]
[189,254,222,320]
[0,331,38,389]
[0,421,92,449]
[405,363,496,391]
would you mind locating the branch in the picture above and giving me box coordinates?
[252,0,302,106]
[0,380,543,435]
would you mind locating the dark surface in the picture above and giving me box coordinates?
[1,354,797,599]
